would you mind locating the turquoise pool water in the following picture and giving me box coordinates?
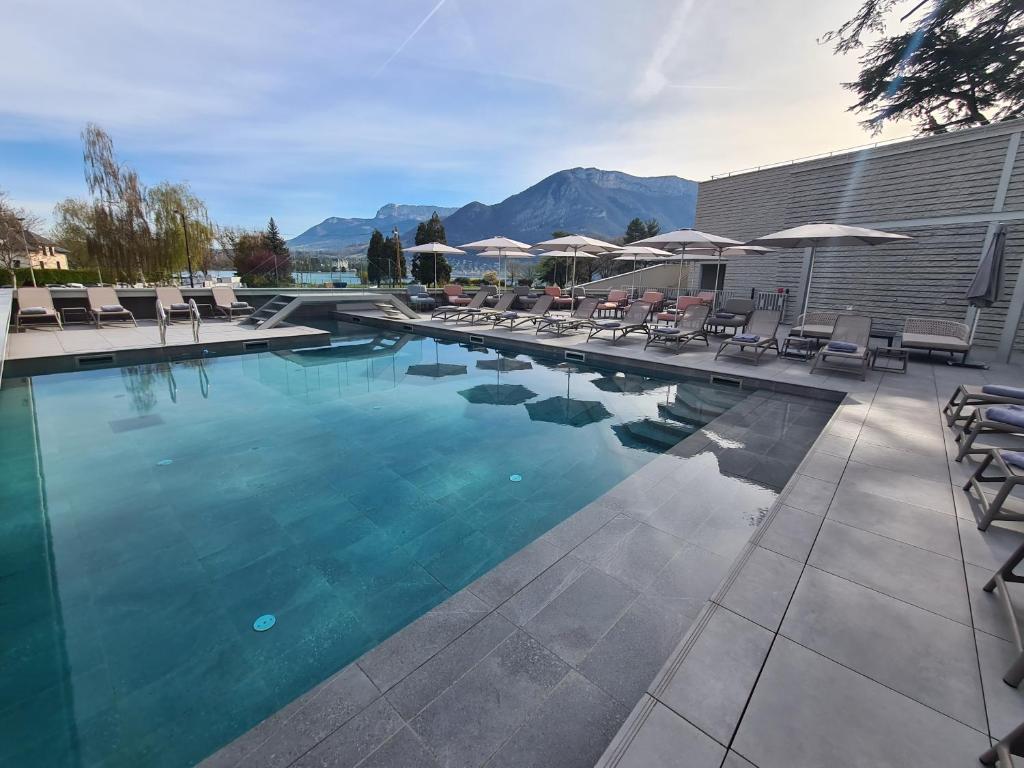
[0,323,754,768]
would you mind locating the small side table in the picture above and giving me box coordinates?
[61,306,91,325]
[781,335,819,361]
[871,346,909,373]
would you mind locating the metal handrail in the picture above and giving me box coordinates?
[156,299,167,346]
[188,298,201,343]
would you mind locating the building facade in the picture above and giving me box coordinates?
[10,231,69,271]
[694,118,1024,361]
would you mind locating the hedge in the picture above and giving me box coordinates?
[8,268,102,286]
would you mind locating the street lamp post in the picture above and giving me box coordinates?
[173,209,195,287]
[392,226,402,287]
[16,217,36,287]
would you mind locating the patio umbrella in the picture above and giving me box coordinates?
[632,229,742,297]
[591,371,665,395]
[459,237,533,295]
[525,396,612,428]
[402,242,466,288]
[476,357,533,372]
[406,363,468,378]
[458,383,538,405]
[535,235,619,289]
[611,245,674,295]
[747,223,911,336]
[963,223,1006,365]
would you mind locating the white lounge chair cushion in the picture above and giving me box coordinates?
[901,332,969,352]
[20,306,48,315]
[230,301,250,309]
[100,304,125,312]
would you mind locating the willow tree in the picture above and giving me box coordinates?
[824,0,1024,133]
[147,182,216,279]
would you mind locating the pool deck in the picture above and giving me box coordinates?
[202,307,1024,768]
[3,318,330,377]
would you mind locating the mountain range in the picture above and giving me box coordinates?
[288,168,698,257]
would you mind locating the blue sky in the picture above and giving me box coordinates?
[1,0,908,237]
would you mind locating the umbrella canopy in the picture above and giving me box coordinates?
[591,372,665,395]
[406,363,468,378]
[460,237,534,293]
[476,357,534,372]
[966,224,1006,309]
[525,396,613,428]
[747,223,911,335]
[535,235,618,288]
[631,229,742,295]
[403,242,466,287]
[459,383,538,406]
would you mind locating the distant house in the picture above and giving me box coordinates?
[10,230,69,270]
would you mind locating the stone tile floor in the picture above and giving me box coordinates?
[202,309,1024,767]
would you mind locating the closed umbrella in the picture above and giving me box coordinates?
[610,245,674,295]
[962,223,1006,367]
[535,235,619,289]
[747,223,911,336]
[459,237,533,295]
[632,229,741,298]
[403,242,466,288]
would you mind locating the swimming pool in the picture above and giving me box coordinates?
[2,322,783,767]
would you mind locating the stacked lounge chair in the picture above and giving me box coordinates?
[535,297,599,336]
[955,402,1024,461]
[432,287,494,320]
[15,287,63,330]
[713,309,781,363]
[87,287,137,327]
[586,300,651,344]
[944,384,1024,428]
[491,294,553,329]
[644,304,711,352]
[809,315,872,380]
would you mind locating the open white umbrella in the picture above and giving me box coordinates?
[610,245,674,294]
[632,229,741,297]
[747,223,911,335]
[535,235,619,289]
[460,236,533,294]
[403,242,466,288]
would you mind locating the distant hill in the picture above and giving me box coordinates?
[437,168,697,245]
[289,204,459,252]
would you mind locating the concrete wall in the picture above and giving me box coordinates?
[695,119,1024,359]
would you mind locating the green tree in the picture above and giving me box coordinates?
[624,218,648,244]
[260,217,292,285]
[383,233,407,283]
[222,227,291,287]
[147,182,215,280]
[824,0,1024,134]
[265,217,288,257]
[411,212,451,286]
[644,218,661,237]
[366,229,387,285]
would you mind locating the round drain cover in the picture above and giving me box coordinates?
[509,474,522,482]
[253,614,276,632]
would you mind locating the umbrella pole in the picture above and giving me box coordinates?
[713,249,723,312]
[675,246,685,298]
[571,248,577,290]
[798,245,816,338]
[433,255,437,289]
[631,255,637,296]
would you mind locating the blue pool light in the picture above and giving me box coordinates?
[510,473,522,482]
[253,614,276,632]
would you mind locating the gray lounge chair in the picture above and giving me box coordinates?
[87,287,137,328]
[790,310,839,340]
[491,294,553,329]
[705,298,755,334]
[212,286,255,319]
[458,291,516,324]
[15,287,63,330]
[535,297,599,336]
[155,286,196,323]
[586,301,651,343]
[901,317,971,364]
[964,448,1024,530]
[713,309,781,363]
[810,315,872,380]
[982,539,1024,690]
[432,286,494,320]
[954,405,1024,461]
[405,284,436,312]
[943,384,1024,428]
[644,304,711,352]
[983,719,1024,765]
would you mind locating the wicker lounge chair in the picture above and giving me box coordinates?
[87,287,137,328]
[943,384,1024,428]
[596,289,628,318]
[645,304,711,352]
[901,317,971,363]
[405,284,435,312]
[632,290,664,314]
[955,405,1024,461]
[791,311,839,340]
[810,315,872,380]
[458,291,516,324]
[155,287,197,323]
[212,286,255,319]
[713,309,781,363]
[706,298,755,335]
[443,284,471,306]
[491,294,553,329]
[432,287,494,320]
[586,301,651,343]
[15,287,63,330]
[535,297,599,336]
[964,448,1024,530]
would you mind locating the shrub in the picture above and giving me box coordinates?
[11,268,102,286]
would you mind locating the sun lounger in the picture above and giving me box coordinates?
[491,294,553,329]
[212,286,255,319]
[955,405,1024,461]
[632,290,664,314]
[901,317,971,363]
[982,539,1024,689]
[810,315,872,380]
[964,448,1024,530]
[645,304,711,352]
[656,296,704,322]
[943,384,1024,428]
[535,297,599,336]
[713,309,781,363]
[404,284,436,311]
[705,298,755,334]
[432,286,494,320]
[155,287,197,323]
[15,287,63,330]
[586,301,651,343]
[457,290,516,324]
[443,284,471,306]
[596,289,628,318]
[87,287,137,328]
[791,311,839,340]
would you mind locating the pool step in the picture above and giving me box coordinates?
[243,296,293,328]
[613,418,696,451]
